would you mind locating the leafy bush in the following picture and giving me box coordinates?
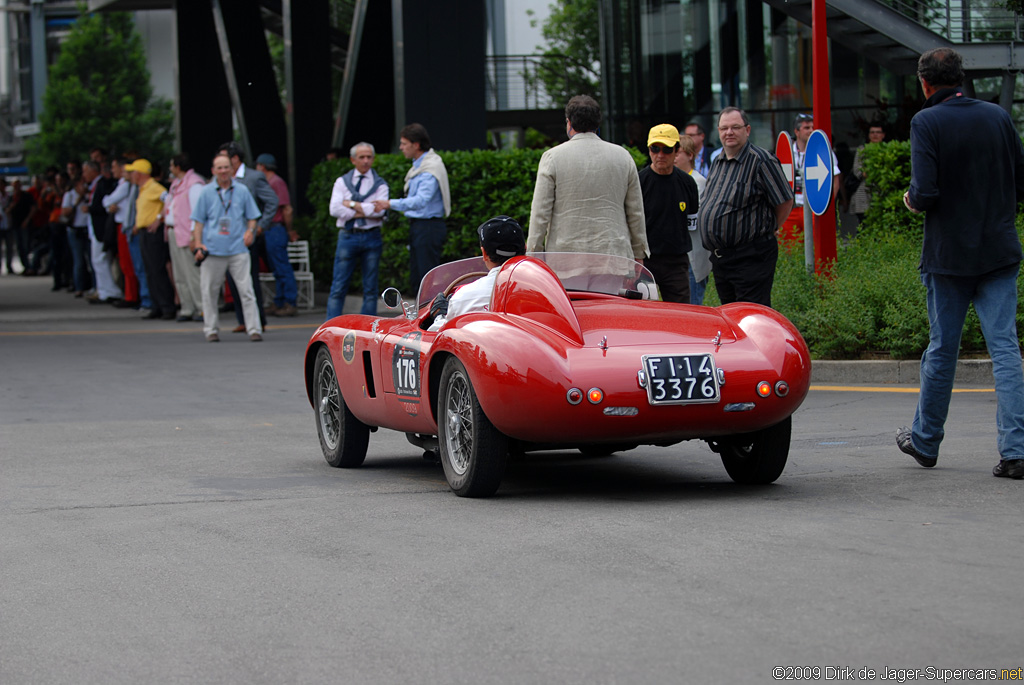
[857,140,923,240]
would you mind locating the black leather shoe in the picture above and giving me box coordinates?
[993,459,1024,479]
[141,309,161,320]
[896,426,937,468]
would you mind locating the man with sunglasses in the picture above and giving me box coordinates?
[639,124,700,303]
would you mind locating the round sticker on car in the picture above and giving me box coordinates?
[341,331,356,364]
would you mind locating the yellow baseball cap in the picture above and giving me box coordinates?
[124,158,152,174]
[647,124,680,148]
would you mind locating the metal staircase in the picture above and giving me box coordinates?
[763,0,1022,75]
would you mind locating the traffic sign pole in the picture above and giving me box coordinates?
[812,0,836,273]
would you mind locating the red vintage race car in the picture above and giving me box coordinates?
[304,253,811,497]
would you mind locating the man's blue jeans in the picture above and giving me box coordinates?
[67,227,92,293]
[264,223,297,307]
[911,263,1024,460]
[127,231,151,309]
[689,269,708,306]
[326,227,382,318]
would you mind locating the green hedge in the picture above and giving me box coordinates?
[304,146,648,293]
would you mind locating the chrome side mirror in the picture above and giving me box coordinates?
[381,287,416,320]
[382,287,402,309]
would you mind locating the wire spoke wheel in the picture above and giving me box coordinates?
[443,370,475,476]
[313,347,369,468]
[437,357,508,497]
[317,357,342,451]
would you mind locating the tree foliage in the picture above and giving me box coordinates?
[526,0,602,105]
[26,10,174,171]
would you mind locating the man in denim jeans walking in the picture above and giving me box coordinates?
[326,142,389,318]
[897,47,1024,480]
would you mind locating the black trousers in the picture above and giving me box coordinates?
[644,253,690,304]
[140,228,175,315]
[709,236,778,307]
[408,218,447,292]
[49,223,71,288]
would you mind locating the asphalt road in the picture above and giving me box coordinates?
[2,275,1021,684]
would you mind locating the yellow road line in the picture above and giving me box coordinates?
[811,385,993,393]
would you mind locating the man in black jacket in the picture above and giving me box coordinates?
[896,47,1024,480]
[83,161,123,304]
[89,161,119,256]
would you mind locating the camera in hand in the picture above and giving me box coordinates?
[192,246,209,266]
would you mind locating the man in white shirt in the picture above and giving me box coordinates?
[428,216,526,331]
[327,142,389,317]
[792,113,841,208]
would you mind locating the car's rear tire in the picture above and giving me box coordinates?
[314,347,369,468]
[437,357,508,497]
[717,416,791,484]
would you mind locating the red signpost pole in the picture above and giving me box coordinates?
[812,0,837,273]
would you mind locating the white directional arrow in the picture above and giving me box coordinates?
[805,153,830,191]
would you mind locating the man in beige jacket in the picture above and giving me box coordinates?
[527,95,648,261]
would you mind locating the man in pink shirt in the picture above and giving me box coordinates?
[164,153,207,321]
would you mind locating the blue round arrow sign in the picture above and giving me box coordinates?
[804,129,833,216]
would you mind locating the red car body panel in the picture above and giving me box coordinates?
[306,255,811,450]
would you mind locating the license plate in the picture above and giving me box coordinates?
[641,354,720,405]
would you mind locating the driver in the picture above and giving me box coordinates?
[427,215,526,331]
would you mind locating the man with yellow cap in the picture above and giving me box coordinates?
[639,124,700,303]
[127,158,175,320]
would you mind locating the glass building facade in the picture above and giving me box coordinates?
[598,0,926,161]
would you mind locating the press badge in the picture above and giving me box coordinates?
[218,217,231,235]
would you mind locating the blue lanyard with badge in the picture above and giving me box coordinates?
[217,187,233,235]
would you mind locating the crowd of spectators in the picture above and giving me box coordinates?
[0,145,299,331]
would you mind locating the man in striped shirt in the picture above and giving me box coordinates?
[697,106,794,307]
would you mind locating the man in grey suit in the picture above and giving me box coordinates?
[527,95,648,262]
[218,141,279,331]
